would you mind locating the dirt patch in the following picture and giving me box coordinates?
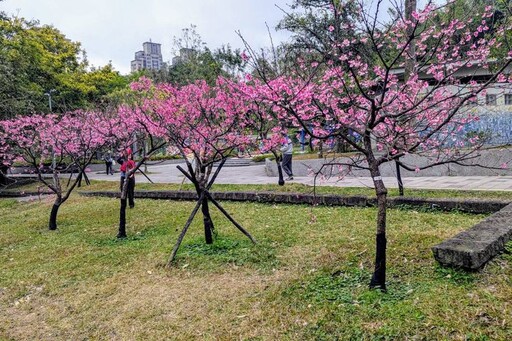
[1,267,297,340]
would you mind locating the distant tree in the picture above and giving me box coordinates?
[0,14,129,117]
[59,63,130,110]
[168,47,224,86]
[277,0,363,66]
[213,44,248,78]
[0,16,85,116]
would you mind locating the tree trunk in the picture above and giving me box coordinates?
[201,193,214,244]
[0,172,8,186]
[77,172,83,188]
[396,160,404,196]
[369,166,388,291]
[0,166,11,186]
[118,198,127,238]
[49,198,62,230]
[276,157,285,186]
[370,232,387,288]
[195,163,215,244]
[118,176,129,238]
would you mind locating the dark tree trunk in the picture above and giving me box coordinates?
[49,200,61,230]
[0,173,8,186]
[197,164,215,244]
[370,184,388,291]
[0,167,11,186]
[276,157,285,186]
[201,192,214,244]
[370,231,387,291]
[77,172,83,188]
[118,198,127,238]
[395,160,404,196]
[118,176,129,239]
[366,152,388,291]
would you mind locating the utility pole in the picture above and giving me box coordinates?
[395,0,417,196]
[45,89,57,170]
[405,0,417,80]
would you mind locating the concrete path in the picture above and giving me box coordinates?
[87,161,512,191]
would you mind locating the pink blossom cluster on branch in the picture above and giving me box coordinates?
[1,114,56,168]
[127,77,258,168]
[1,111,124,171]
[227,79,289,155]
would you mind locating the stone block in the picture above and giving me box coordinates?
[432,239,490,269]
[432,205,512,269]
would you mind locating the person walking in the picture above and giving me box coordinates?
[118,148,136,208]
[103,151,114,175]
[280,132,294,180]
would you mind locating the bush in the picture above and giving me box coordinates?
[147,154,183,161]
[252,154,274,162]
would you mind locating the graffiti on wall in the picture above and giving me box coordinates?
[462,108,512,145]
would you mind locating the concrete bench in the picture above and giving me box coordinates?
[432,203,512,269]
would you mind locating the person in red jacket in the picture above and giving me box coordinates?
[117,148,136,208]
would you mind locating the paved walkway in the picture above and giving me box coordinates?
[87,162,512,191]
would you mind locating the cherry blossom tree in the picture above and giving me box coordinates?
[126,78,257,264]
[0,110,120,230]
[248,0,512,290]
[114,78,168,239]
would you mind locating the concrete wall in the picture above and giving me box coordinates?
[265,148,512,177]
[79,190,509,214]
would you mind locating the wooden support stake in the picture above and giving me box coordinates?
[137,167,154,184]
[167,193,204,266]
[204,190,256,244]
[206,158,226,189]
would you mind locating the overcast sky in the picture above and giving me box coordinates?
[2,0,293,74]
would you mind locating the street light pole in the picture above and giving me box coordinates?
[44,89,56,112]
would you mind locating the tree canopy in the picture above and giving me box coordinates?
[0,14,128,117]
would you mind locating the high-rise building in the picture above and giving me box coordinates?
[130,41,163,72]
[172,48,195,65]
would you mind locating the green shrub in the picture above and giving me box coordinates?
[147,153,183,161]
[252,154,274,162]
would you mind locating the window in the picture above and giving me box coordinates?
[505,94,512,105]
[486,94,497,106]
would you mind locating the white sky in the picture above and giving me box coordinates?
[1,0,293,74]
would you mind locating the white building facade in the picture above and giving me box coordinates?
[130,41,164,73]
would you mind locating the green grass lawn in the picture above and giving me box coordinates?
[1,191,511,339]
